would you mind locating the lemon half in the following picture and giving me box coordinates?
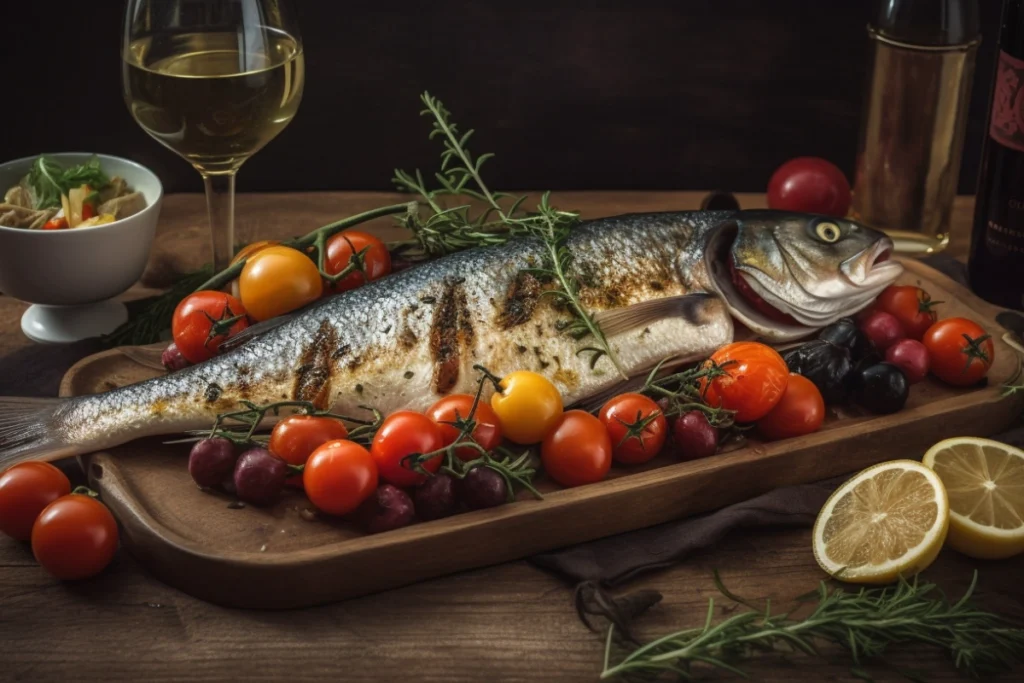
[923,437,1024,560]
[813,460,948,584]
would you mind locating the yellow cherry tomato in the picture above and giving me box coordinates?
[490,370,564,444]
[231,239,280,267]
[239,245,323,321]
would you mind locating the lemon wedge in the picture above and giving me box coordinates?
[813,460,948,584]
[923,437,1024,560]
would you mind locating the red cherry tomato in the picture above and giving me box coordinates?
[767,157,851,216]
[922,318,994,387]
[756,374,825,441]
[42,217,68,230]
[699,342,789,423]
[541,410,612,488]
[171,291,250,364]
[427,394,503,461]
[370,411,445,487]
[269,416,350,488]
[598,393,667,465]
[0,462,71,541]
[884,339,930,384]
[31,494,118,580]
[324,230,392,294]
[303,440,378,516]
[873,286,941,341]
[859,311,906,351]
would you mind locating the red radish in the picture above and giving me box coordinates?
[859,311,905,351]
[884,339,930,384]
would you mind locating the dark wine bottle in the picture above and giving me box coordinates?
[969,0,1024,310]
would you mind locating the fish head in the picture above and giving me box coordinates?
[704,211,902,341]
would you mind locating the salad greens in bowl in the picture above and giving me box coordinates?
[0,153,163,343]
[1,155,148,230]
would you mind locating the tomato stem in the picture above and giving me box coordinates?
[960,333,992,376]
[193,202,415,293]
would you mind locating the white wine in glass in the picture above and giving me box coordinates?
[122,0,304,270]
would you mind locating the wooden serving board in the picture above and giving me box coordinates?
[62,260,1023,609]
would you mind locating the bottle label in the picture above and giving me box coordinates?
[990,50,1024,152]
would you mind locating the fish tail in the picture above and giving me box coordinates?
[0,397,78,469]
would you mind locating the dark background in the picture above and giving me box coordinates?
[0,1,1005,194]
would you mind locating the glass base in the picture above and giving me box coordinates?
[882,229,949,257]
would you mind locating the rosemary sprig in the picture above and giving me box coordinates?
[638,358,737,428]
[595,571,1024,681]
[401,364,543,500]
[171,399,384,449]
[395,92,624,377]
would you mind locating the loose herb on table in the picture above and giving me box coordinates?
[582,571,1024,681]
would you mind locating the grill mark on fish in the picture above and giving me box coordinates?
[204,383,223,404]
[398,326,418,349]
[430,278,473,394]
[293,321,337,408]
[331,344,352,361]
[498,272,542,329]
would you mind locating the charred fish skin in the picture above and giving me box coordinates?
[50,211,733,453]
[0,210,902,466]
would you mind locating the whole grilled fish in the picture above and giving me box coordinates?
[0,210,901,467]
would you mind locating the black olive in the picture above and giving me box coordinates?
[781,340,853,405]
[849,362,909,415]
[819,318,875,361]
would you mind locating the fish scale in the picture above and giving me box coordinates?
[0,210,901,466]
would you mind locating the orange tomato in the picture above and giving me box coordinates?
[230,240,281,267]
[699,342,789,423]
[756,373,825,441]
[239,245,323,321]
[269,416,350,488]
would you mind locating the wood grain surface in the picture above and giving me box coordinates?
[2,192,1023,681]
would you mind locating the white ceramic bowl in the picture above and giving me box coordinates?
[0,153,163,343]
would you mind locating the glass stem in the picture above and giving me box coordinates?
[202,171,238,272]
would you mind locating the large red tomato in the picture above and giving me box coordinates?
[699,342,789,423]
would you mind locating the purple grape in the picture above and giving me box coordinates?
[458,466,508,510]
[357,485,415,534]
[188,438,236,489]
[414,473,458,521]
[672,411,719,461]
[233,447,288,506]
[161,342,190,372]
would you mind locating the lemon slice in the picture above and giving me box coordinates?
[813,460,948,584]
[923,437,1024,560]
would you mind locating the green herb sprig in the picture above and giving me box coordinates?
[27,156,109,209]
[590,571,1024,681]
[395,92,623,377]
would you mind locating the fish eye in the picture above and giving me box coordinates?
[815,221,841,243]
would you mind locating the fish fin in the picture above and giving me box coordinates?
[219,312,299,352]
[592,293,721,336]
[0,397,70,467]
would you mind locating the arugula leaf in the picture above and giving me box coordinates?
[27,157,65,209]
[26,156,110,209]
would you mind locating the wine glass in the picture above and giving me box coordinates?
[121,0,304,270]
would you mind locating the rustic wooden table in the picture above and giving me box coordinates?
[1,192,1020,682]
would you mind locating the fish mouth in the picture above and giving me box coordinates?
[704,226,903,341]
[842,239,901,288]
